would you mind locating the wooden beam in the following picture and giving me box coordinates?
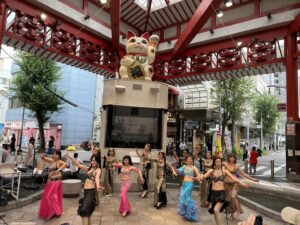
[171,0,223,59]
[110,0,121,53]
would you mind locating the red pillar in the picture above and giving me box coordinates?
[286,32,299,121]
[286,18,300,180]
[0,1,7,54]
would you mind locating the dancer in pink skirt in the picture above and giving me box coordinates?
[114,155,144,217]
[39,150,67,220]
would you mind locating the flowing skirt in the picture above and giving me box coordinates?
[119,181,132,213]
[178,181,198,221]
[104,169,114,195]
[78,189,96,217]
[208,190,228,214]
[225,183,243,214]
[39,181,63,220]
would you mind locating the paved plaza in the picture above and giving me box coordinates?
[1,188,283,225]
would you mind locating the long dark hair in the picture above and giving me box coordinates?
[89,155,100,171]
[54,150,62,160]
[107,148,115,157]
[29,137,35,145]
[212,156,223,168]
[205,151,212,159]
[103,148,115,168]
[227,153,237,164]
[92,147,101,168]
[122,155,133,166]
[186,153,194,165]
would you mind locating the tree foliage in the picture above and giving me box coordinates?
[213,77,254,154]
[11,52,64,152]
[253,93,279,136]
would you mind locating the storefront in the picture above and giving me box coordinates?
[3,120,63,150]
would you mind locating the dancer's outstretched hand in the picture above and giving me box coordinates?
[240,182,249,189]
[171,167,178,176]
[197,174,204,182]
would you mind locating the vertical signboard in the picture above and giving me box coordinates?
[286,122,300,180]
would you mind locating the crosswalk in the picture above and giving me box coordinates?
[240,164,286,177]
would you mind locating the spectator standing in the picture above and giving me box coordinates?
[69,152,81,175]
[179,141,186,153]
[47,136,55,155]
[249,147,259,175]
[10,134,16,154]
[2,131,10,152]
[269,145,273,154]
[24,137,35,168]
[242,144,248,161]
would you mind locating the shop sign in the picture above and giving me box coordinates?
[4,120,50,129]
[24,120,50,129]
[286,123,296,136]
[167,112,176,123]
[4,121,22,129]
[168,118,176,123]
[184,120,199,129]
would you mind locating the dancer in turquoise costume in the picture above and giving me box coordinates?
[173,154,201,221]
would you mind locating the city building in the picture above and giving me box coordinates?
[5,62,103,149]
[0,46,13,135]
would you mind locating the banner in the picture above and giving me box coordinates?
[212,131,223,158]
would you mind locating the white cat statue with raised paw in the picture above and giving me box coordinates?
[119,31,160,81]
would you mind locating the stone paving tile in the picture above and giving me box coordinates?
[0,190,283,225]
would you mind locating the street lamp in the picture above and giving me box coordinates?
[260,111,270,149]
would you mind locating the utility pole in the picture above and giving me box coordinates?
[247,116,250,145]
[18,105,25,150]
[260,114,264,149]
[219,94,222,132]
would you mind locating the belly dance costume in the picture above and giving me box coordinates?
[153,160,169,208]
[139,153,151,192]
[118,165,140,214]
[200,158,213,207]
[225,165,243,214]
[178,166,199,221]
[208,170,228,214]
[103,156,116,195]
[39,162,63,220]
[78,168,97,217]
[178,158,187,187]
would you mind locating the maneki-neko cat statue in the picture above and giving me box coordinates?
[119,31,160,81]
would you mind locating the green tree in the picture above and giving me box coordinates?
[253,93,279,142]
[213,77,254,155]
[11,52,63,152]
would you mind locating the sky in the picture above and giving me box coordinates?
[0,45,14,72]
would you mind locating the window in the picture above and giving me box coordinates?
[8,97,22,109]
[105,106,162,149]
